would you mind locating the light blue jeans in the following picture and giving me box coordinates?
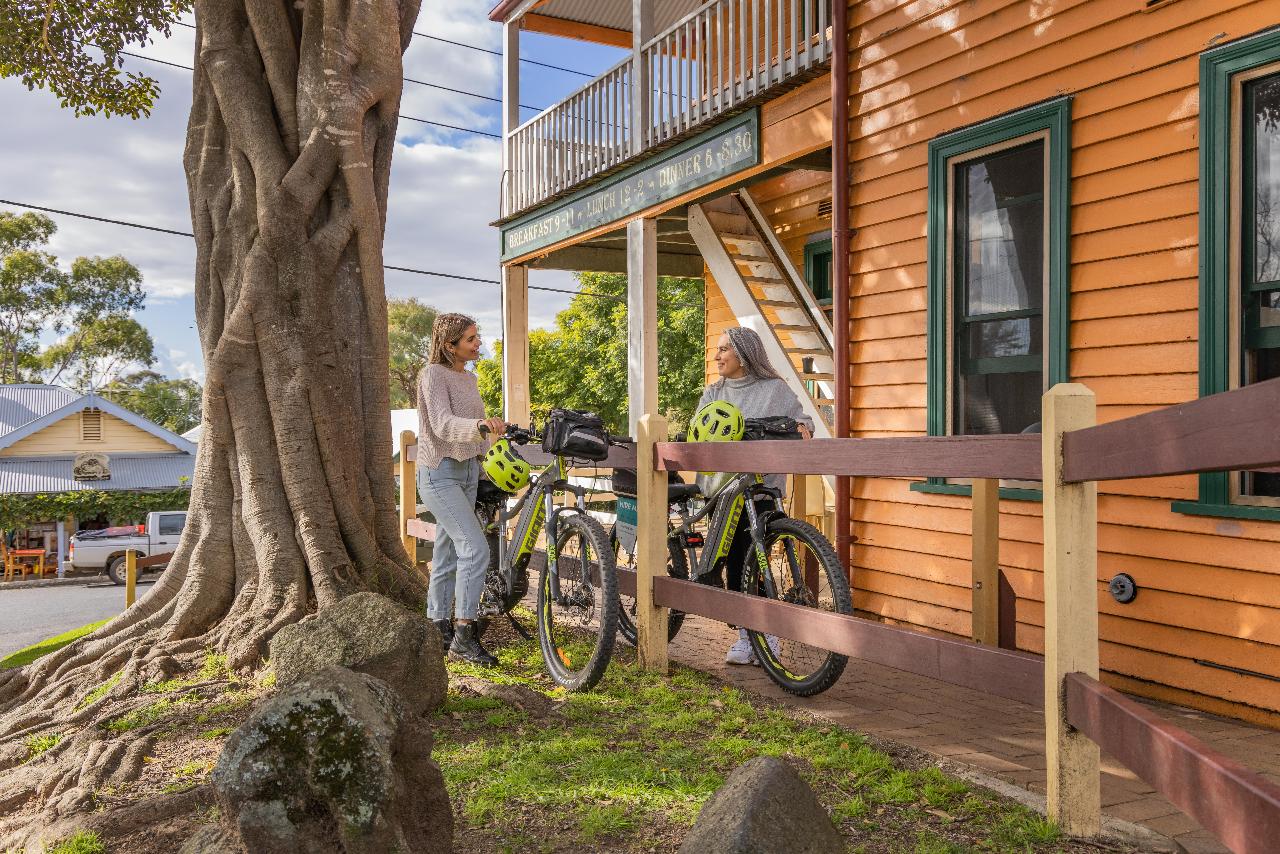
[418,456,489,621]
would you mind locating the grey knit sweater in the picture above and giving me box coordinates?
[416,364,487,470]
[694,374,814,496]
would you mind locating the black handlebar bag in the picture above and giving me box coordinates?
[542,408,609,461]
[743,416,803,441]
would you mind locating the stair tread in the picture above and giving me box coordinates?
[812,398,836,405]
[801,372,834,381]
[732,254,774,263]
[786,345,828,353]
[774,323,815,331]
[757,298,797,307]
[743,275,787,284]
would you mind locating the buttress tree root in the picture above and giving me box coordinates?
[0,0,427,834]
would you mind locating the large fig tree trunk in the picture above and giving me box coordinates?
[0,0,426,821]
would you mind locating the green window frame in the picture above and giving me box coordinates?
[804,236,834,306]
[912,98,1072,501]
[1173,28,1280,523]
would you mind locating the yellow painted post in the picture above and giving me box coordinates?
[635,412,670,673]
[399,430,417,562]
[1041,384,1101,838]
[971,478,1000,646]
[125,549,137,608]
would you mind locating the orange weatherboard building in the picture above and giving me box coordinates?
[490,0,1280,726]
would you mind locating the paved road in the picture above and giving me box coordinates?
[0,581,154,659]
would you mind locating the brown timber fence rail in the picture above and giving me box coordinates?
[399,377,1280,852]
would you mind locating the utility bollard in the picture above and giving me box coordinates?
[125,549,137,608]
[1042,384,1101,838]
[635,412,670,674]
[399,430,417,563]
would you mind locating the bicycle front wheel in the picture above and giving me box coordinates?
[537,512,618,691]
[743,517,852,696]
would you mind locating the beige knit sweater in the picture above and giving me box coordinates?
[416,363,487,470]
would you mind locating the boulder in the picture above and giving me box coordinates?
[268,592,446,715]
[206,666,452,854]
[679,756,844,854]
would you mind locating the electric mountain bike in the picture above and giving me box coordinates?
[610,428,852,696]
[473,425,625,691]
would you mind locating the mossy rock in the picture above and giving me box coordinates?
[208,666,452,854]
[269,592,446,716]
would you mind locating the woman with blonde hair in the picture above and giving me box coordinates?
[416,312,506,666]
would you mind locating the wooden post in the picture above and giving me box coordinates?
[1042,383,1101,838]
[399,430,417,562]
[631,0,654,156]
[635,412,670,673]
[502,265,531,427]
[971,477,1000,646]
[125,549,137,608]
[627,217,658,436]
[502,18,520,215]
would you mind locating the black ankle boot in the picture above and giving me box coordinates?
[433,619,454,654]
[448,622,498,667]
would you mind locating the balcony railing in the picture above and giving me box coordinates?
[503,0,832,218]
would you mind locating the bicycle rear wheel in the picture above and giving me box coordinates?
[743,517,852,696]
[537,512,618,691]
[610,524,687,646]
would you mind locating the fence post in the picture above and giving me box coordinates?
[1042,383,1100,838]
[635,412,670,673]
[125,549,137,608]
[971,478,1000,646]
[399,430,417,563]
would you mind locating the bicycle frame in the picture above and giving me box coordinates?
[491,453,591,605]
[666,474,799,593]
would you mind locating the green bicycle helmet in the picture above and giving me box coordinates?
[483,438,531,493]
[690,400,745,443]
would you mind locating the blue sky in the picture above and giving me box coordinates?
[0,2,627,384]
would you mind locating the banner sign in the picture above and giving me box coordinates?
[500,110,760,261]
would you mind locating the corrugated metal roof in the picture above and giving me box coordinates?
[0,385,79,438]
[497,0,704,34]
[0,453,195,494]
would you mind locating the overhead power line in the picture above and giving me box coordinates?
[169,20,595,78]
[118,48,544,117]
[0,199,700,308]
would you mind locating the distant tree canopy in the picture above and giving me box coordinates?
[0,211,154,388]
[477,272,705,435]
[100,369,203,434]
[387,297,437,408]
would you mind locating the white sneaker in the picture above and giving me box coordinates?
[725,628,755,665]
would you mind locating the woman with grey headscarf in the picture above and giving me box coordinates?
[693,326,814,666]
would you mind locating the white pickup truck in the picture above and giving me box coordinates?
[67,510,186,585]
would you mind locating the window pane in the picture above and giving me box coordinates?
[1243,346,1280,497]
[959,142,1044,316]
[157,515,185,536]
[1251,73,1280,284]
[1257,288,1280,330]
[955,371,1041,436]
[966,317,1042,360]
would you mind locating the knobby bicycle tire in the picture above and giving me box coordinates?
[537,512,619,691]
[744,516,852,696]
[609,524,688,646]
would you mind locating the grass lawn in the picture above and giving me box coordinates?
[0,618,111,670]
[437,623,1104,854]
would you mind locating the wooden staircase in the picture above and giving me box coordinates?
[687,191,837,433]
